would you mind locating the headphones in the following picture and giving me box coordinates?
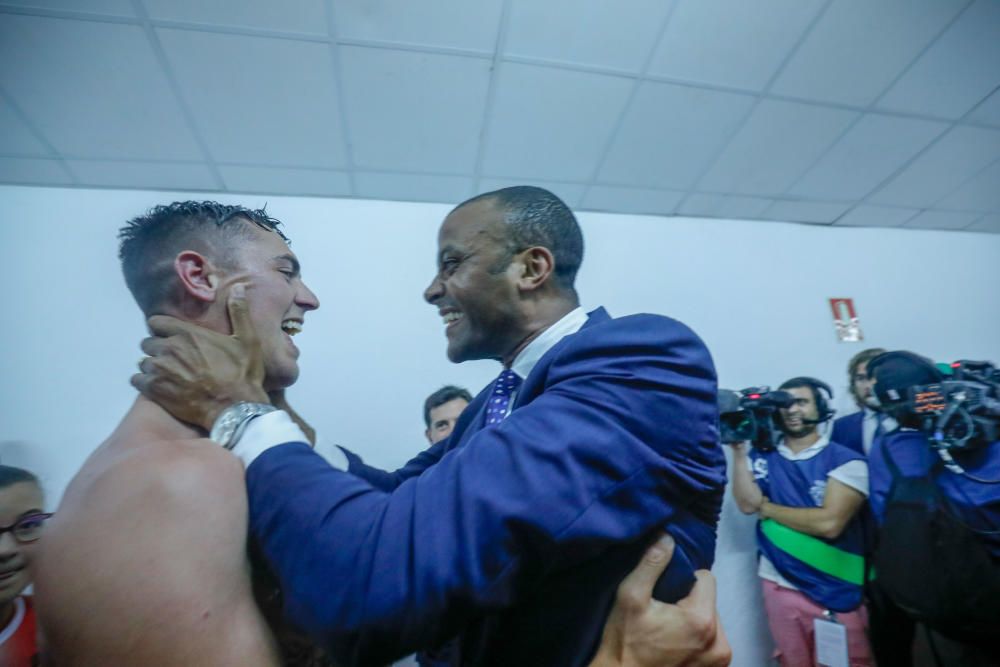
[780,376,836,424]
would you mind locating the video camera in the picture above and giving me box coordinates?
[902,360,1000,451]
[718,387,795,452]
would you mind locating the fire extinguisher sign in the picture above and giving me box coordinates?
[829,298,863,342]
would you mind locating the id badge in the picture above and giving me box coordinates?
[814,616,848,667]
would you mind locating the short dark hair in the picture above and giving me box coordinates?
[423,385,473,427]
[455,186,584,292]
[779,377,824,406]
[0,464,39,491]
[848,348,887,383]
[118,201,289,316]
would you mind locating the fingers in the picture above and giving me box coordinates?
[130,369,158,398]
[676,571,721,659]
[140,336,172,356]
[681,570,718,612]
[227,283,260,345]
[706,626,733,667]
[147,314,201,338]
[617,533,675,609]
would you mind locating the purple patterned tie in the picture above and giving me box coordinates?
[485,369,522,425]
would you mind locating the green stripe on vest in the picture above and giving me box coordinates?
[760,518,864,586]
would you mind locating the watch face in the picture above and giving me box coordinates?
[211,403,276,449]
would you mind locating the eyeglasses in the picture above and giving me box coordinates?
[0,513,53,544]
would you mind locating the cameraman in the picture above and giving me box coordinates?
[867,351,1000,666]
[730,378,873,666]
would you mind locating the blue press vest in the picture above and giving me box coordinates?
[751,440,867,611]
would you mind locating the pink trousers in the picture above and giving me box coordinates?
[761,579,874,667]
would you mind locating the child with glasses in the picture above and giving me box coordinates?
[0,464,50,667]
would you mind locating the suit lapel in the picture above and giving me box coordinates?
[448,307,612,448]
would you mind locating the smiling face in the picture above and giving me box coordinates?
[0,481,44,608]
[423,200,525,364]
[778,386,820,439]
[222,224,320,391]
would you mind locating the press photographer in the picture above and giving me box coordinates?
[866,351,1000,666]
[726,378,874,666]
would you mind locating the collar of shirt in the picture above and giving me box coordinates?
[777,432,831,461]
[510,306,588,380]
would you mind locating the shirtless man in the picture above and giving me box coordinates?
[34,201,728,666]
[34,202,319,665]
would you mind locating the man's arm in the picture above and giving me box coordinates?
[728,443,764,514]
[760,477,866,540]
[245,363,708,664]
[590,535,731,667]
[338,438,449,491]
[135,296,724,663]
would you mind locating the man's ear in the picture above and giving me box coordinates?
[174,251,220,303]
[515,246,555,292]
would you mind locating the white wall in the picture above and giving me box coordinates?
[2,184,999,666]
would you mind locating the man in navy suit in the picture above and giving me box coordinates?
[135,187,728,666]
[831,348,890,455]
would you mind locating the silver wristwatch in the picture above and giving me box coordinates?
[209,402,277,450]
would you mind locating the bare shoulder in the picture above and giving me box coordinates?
[37,438,278,665]
[65,438,248,520]
[40,436,251,586]
[129,438,247,507]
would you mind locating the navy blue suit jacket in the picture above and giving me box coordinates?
[245,308,726,666]
[831,411,865,456]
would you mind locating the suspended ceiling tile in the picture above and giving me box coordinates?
[965,213,1000,233]
[0,156,72,184]
[481,63,632,181]
[339,46,490,173]
[877,0,1000,119]
[0,15,204,160]
[219,165,351,197]
[505,0,672,73]
[677,193,774,219]
[144,0,327,36]
[0,98,49,155]
[903,209,982,230]
[580,185,684,215]
[67,159,216,190]
[647,0,823,91]
[771,0,968,107]
[354,171,472,204]
[966,87,1000,127]
[0,0,135,16]
[834,205,919,228]
[332,0,502,53]
[699,99,857,195]
[936,159,1000,211]
[764,199,851,224]
[598,81,755,189]
[869,125,1000,208]
[788,114,948,200]
[477,178,587,208]
[158,28,347,168]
